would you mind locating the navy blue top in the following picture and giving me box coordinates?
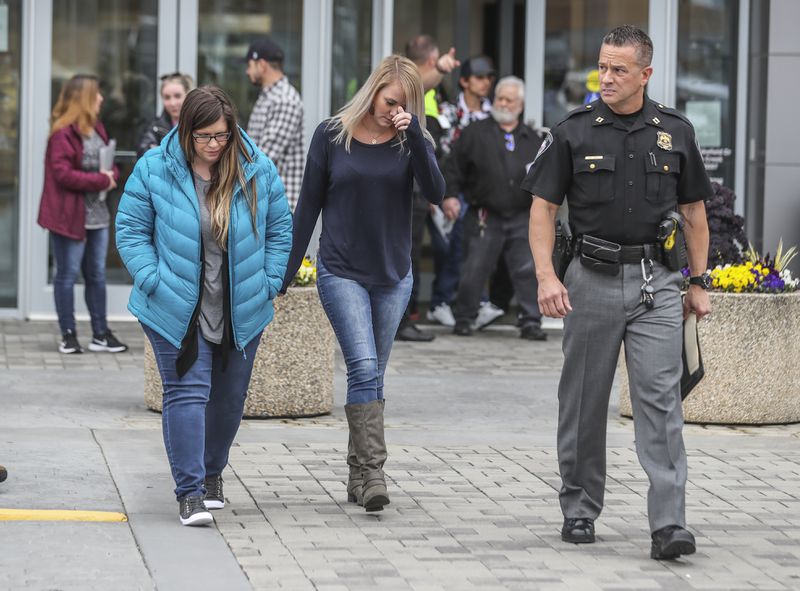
[281,115,445,290]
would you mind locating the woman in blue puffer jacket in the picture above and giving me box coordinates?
[116,86,292,527]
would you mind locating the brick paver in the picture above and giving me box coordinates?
[2,319,799,590]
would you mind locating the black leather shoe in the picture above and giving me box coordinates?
[561,518,595,543]
[453,320,472,336]
[520,325,547,341]
[395,323,435,342]
[650,525,696,560]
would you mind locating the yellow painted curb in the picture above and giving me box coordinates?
[0,509,128,522]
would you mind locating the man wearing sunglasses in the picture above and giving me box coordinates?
[445,77,546,341]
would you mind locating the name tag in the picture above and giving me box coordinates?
[584,155,604,160]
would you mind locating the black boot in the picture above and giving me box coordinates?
[651,525,696,560]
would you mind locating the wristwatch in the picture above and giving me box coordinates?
[688,273,712,289]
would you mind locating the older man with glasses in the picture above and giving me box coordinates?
[445,76,547,340]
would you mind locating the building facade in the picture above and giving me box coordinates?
[0,0,797,319]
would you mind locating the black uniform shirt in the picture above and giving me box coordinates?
[521,97,713,245]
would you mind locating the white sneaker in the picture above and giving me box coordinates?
[426,303,456,327]
[472,302,504,330]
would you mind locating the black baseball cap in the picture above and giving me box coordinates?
[243,38,285,63]
[460,56,496,78]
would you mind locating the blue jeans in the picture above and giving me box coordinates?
[51,229,109,336]
[316,257,412,405]
[142,324,262,500]
[426,209,463,309]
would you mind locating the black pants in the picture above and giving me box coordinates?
[454,208,541,327]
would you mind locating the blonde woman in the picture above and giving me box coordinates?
[116,86,292,526]
[281,55,445,512]
[37,74,127,354]
[137,72,195,158]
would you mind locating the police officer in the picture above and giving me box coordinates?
[523,25,713,560]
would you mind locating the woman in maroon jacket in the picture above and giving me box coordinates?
[37,74,128,354]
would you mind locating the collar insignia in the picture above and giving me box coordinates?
[656,131,672,151]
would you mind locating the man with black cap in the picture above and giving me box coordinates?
[439,56,507,330]
[244,38,304,211]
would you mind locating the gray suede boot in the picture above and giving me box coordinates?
[346,434,363,505]
[345,399,389,512]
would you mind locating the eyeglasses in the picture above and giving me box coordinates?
[192,132,231,145]
[504,132,515,152]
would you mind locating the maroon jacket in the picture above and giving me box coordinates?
[37,122,120,240]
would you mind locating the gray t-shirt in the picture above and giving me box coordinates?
[82,131,110,229]
[193,172,225,344]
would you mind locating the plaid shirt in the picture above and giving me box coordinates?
[438,92,492,156]
[246,76,304,210]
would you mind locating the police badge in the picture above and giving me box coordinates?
[656,131,672,151]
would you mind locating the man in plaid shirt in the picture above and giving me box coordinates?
[244,38,304,211]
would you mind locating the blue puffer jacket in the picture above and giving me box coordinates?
[116,127,293,350]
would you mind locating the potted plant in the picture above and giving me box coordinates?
[618,240,800,424]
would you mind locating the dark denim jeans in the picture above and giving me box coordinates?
[51,229,109,336]
[426,205,464,309]
[316,257,412,405]
[142,324,261,500]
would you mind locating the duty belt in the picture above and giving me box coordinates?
[576,236,663,264]
[617,243,663,264]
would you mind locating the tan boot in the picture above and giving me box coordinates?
[345,400,389,512]
[346,435,363,505]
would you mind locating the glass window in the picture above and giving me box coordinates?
[0,0,22,307]
[676,0,739,188]
[331,0,372,113]
[543,0,648,127]
[198,1,303,126]
[51,0,158,284]
[393,0,526,103]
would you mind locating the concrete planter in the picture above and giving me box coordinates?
[144,286,335,418]
[618,291,800,424]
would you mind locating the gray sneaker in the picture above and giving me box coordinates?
[179,495,213,526]
[203,474,224,509]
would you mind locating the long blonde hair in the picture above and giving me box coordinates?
[50,74,100,137]
[178,86,257,250]
[329,55,432,152]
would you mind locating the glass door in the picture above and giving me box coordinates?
[0,0,21,309]
[50,0,158,286]
[676,0,739,188]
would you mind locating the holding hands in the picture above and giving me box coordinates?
[392,106,412,132]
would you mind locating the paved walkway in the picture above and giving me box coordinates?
[1,320,799,590]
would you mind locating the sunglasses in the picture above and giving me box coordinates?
[504,132,515,152]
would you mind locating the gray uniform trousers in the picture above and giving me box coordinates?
[557,257,687,532]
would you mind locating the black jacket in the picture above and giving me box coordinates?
[444,117,544,216]
[136,110,173,159]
